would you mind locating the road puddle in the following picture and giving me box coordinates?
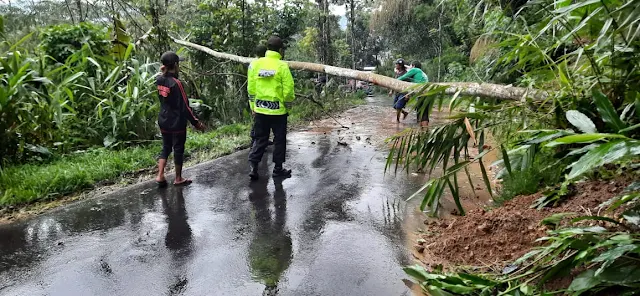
[302,96,498,262]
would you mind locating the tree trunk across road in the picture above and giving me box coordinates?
[174,39,548,101]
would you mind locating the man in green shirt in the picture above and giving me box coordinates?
[247,36,295,180]
[398,61,431,127]
[397,61,428,83]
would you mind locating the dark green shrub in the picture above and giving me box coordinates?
[39,23,110,63]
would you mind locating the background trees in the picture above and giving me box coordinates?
[0,0,379,164]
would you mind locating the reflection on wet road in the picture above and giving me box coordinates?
[0,97,429,296]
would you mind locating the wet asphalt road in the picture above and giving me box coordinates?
[0,97,429,296]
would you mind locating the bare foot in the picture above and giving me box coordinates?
[156,176,168,188]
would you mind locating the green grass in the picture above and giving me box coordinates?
[0,124,252,207]
[0,93,365,207]
[494,159,566,205]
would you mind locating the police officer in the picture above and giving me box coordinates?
[250,44,268,147]
[247,36,294,180]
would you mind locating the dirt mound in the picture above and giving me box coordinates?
[418,179,629,268]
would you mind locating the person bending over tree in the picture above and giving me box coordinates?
[397,61,430,127]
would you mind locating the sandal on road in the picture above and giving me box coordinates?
[173,179,193,186]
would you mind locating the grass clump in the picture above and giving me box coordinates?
[0,147,159,206]
[0,124,251,207]
[495,159,566,205]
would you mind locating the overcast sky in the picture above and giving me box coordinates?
[329,3,346,16]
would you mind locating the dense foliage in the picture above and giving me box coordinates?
[0,0,380,167]
[0,20,158,163]
[40,23,111,63]
[380,0,640,294]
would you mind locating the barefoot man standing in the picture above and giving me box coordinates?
[155,51,205,187]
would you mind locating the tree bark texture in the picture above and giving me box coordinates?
[173,39,548,101]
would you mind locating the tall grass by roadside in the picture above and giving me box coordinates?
[0,124,250,207]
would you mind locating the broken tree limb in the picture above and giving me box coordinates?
[174,39,548,101]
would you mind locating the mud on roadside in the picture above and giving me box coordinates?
[413,178,632,271]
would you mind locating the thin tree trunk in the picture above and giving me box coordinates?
[75,0,83,22]
[437,4,443,82]
[316,0,326,64]
[324,0,332,65]
[350,0,356,70]
[263,0,267,28]
[242,0,246,56]
[65,0,76,24]
[174,38,548,101]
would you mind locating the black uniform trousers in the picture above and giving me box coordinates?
[249,114,287,166]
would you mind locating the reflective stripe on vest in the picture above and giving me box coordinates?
[255,99,280,110]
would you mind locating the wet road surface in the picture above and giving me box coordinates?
[0,96,431,296]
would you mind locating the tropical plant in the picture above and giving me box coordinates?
[386,82,552,216]
[0,27,86,163]
[1,21,159,163]
[57,43,159,147]
[0,49,55,162]
[386,0,640,216]
[39,22,111,63]
[386,86,495,216]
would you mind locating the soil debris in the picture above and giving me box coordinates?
[419,179,630,269]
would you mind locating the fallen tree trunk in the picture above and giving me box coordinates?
[174,39,548,101]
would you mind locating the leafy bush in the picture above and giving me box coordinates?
[39,23,110,63]
[0,45,85,163]
[1,25,158,163]
[1,50,51,162]
[56,44,159,147]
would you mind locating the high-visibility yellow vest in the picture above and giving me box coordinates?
[247,50,295,115]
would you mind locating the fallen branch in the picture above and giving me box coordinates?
[174,39,548,101]
[294,92,350,129]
